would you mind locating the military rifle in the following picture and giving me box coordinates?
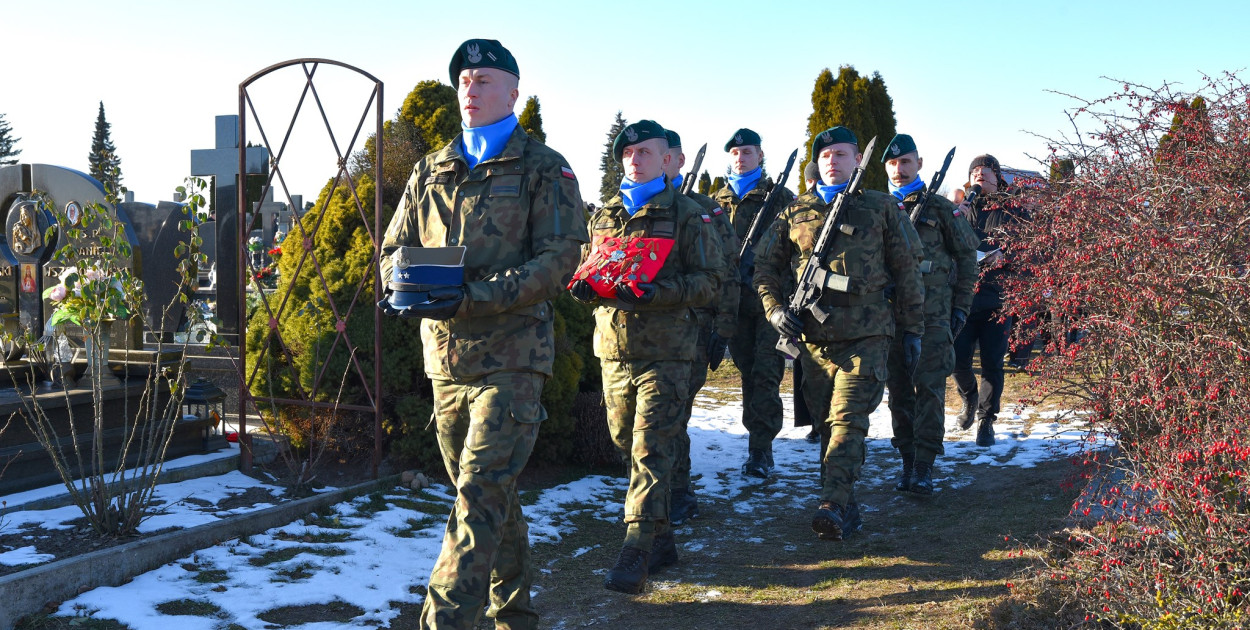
[737,148,798,285]
[909,147,956,226]
[680,143,706,196]
[775,137,877,359]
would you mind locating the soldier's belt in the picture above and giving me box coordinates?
[822,289,885,307]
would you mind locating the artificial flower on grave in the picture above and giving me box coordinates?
[569,235,675,298]
[42,264,137,327]
[247,236,263,252]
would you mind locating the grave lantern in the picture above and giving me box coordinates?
[183,378,226,437]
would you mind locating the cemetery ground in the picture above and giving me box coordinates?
[5,362,1095,630]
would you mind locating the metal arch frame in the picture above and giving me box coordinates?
[237,58,384,476]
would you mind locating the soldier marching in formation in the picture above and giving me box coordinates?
[379,39,588,629]
[570,120,723,594]
[713,128,796,479]
[880,134,980,494]
[378,44,1029,611]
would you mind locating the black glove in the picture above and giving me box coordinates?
[902,332,922,376]
[569,279,597,304]
[707,331,729,371]
[614,282,656,306]
[950,309,968,338]
[768,307,804,339]
[376,289,402,317]
[401,286,464,321]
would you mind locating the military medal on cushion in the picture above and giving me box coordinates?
[569,236,674,298]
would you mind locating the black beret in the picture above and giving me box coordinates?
[664,129,682,148]
[612,120,668,162]
[882,134,918,163]
[810,126,858,162]
[803,160,819,182]
[448,39,519,84]
[724,128,762,152]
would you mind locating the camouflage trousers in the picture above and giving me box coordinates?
[729,297,784,450]
[886,324,955,464]
[799,337,888,507]
[673,326,714,492]
[421,371,546,630]
[602,359,691,548]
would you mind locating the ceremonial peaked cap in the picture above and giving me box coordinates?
[724,128,762,151]
[810,126,858,162]
[612,120,668,162]
[882,134,918,163]
[449,39,519,84]
[664,129,682,148]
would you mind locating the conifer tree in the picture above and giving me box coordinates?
[399,81,460,150]
[88,102,123,199]
[800,66,896,193]
[598,111,626,203]
[0,113,20,166]
[711,176,725,194]
[697,171,711,195]
[518,96,545,143]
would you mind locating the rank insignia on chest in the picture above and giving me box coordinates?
[568,235,676,298]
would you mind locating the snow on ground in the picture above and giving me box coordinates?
[39,389,1101,628]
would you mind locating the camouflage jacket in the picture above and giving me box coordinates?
[686,189,740,339]
[713,177,795,314]
[381,126,588,381]
[584,184,723,362]
[898,190,979,324]
[755,189,925,343]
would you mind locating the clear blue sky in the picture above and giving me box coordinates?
[4,0,1244,207]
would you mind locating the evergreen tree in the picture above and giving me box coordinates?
[697,171,711,195]
[349,117,429,210]
[1049,157,1076,183]
[88,102,123,199]
[399,81,460,150]
[598,111,626,203]
[0,113,20,166]
[800,66,896,193]
[711,176,725,194]
[518,96,545,143]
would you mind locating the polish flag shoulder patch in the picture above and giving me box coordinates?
[561,166,576,180]
[701,214,712,223]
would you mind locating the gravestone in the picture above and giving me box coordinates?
[190,114,267,341]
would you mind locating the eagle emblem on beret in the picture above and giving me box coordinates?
[735,133,743,144]
[467,43,482,63]
[891,144,900,156]
[625,127,638,142]
[819,131,830,143]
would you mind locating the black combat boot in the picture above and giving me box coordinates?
[763,444,775,474]
[957,394,977,430]
[811,501,861,541]
[910,460,934,495]
[742,448,769,478]
[894,453,915,492]
[975,417,996,447]
[604,545,650,594]
[671,488,700,526]
[648,531,679,574]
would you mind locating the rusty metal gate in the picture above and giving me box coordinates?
[236,59,384,475]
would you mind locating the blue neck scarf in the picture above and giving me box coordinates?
[815,180,849,204]
[460,113,518,169]
[727,166,762,198]
[890,174,926,201]
[619,175,667,215]
[671,173,684,192]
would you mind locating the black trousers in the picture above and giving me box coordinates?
[952,309,1011,422]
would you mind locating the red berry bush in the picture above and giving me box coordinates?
[1002,74,1250,628]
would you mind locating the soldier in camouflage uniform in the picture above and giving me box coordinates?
[714,128,795,478]
[754,126,924,540]
[379,39,588,630]
[569,120,722,593]
[660,129,739,536]
[880,134,979,495]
